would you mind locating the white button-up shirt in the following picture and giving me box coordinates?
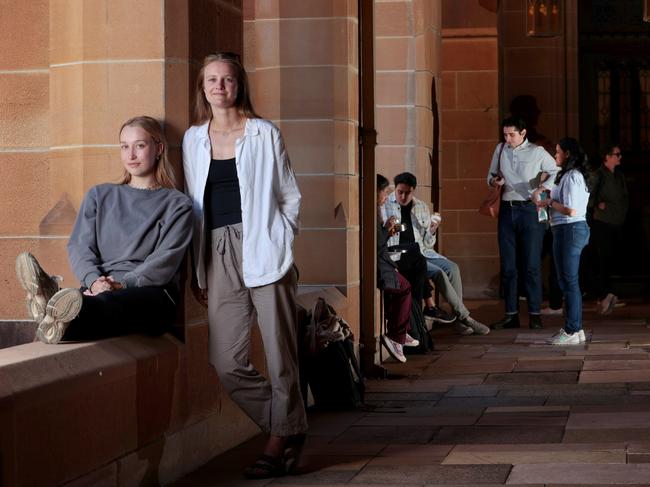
[487,139,558,201]
[183,118,301,288]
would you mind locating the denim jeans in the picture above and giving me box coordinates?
[498,202,546,314]
[552,221,590,334]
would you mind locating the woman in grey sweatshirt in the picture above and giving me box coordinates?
[16,116,193,344]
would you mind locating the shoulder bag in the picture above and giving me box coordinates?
[478,142,505,218]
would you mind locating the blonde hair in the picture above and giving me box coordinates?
[118,116,178,189]
[192,52,260,125]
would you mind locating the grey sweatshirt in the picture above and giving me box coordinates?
[67,183,193,290]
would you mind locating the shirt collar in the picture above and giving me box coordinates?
[511,139,530,151]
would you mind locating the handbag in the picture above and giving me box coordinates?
[479,142,505,218]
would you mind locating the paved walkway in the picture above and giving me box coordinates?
[172,299,650,486]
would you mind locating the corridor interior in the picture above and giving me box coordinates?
[171,298,650,486]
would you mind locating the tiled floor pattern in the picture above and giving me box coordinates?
[172,300,650,486]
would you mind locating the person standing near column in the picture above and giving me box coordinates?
[534,138,590,345]
[183,52,307,479]
[488,116,559,330]
[589,144,628,314]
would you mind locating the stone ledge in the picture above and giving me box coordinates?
[0,333,254,487]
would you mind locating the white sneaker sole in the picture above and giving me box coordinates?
[380,335,406,363]
[37,289,82,344]
[15,252,49,322]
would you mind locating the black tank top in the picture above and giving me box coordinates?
[205,158,243,229]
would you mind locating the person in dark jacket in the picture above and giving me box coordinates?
[589,144,628,314]
[377,174,421,363]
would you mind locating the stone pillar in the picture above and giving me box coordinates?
[0,0,55,319]
[244,1,361,335]
[440,0,500,297]
[375,0,441,203]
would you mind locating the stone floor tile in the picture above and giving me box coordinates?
[423,360,515,375]
[566,411,650,429]
[271,470,359,484]
[582,360,650,371]
[363,400,439,409]
[546,394,650,407]
[485,371,578,385]
[568,349,649,357]
[514,359,584,372]
[431,425,564,444]
[627,443,650,463]
[580,369,650,383]
[444,384,499,397]
[379,444,453,457]
[443,443,626,465]
[363,392,443,402]
[297,455,372,472]
[585,340,630,350]
[506,463,650,484]
[485,405,570,413]
[436,396,547,410]
[563,428,650,443]
[499,383,626,397]
[583,353,650,360]
[349,464,512,484]
[477,411,568,426]
[302,442,387,457]
[571,403,650,413]
[332,426,438,445]
[353,414,477,427]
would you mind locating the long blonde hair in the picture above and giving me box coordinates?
[193,52,260,125]
[118,116,178,189]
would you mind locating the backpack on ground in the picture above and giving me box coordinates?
[298,297,365,410]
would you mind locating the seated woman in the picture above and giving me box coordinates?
[15,116,193,344]
[377,174,422,362]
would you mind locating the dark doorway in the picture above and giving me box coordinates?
[579,0,650,295]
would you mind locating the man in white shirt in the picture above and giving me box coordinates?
[383,172,490,336]
[487,116,558,330]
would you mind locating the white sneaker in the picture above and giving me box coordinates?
[546,329,580,345]
[403,333,419,347]
[36,288,82,344]
[578,329,586,343]
[540,306,563,315]
[381,335,406,363]
[460,316,490,335]
[452,320,474,336]
[550,328,586,343]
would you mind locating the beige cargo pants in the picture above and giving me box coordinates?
[207,223,307,436]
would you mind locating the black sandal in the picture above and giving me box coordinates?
[284,433,306,474]
[243,454,286,479]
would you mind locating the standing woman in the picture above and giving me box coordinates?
[589,145,628,314]
[182,53,306,479]
[534,138,590,345]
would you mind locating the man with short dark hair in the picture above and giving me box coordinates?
[487,116,558,329]
[383,172,490,336]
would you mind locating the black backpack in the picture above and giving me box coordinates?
[298,298,365,410]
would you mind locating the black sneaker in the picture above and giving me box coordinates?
[529,314,543,329]
[490,314,520,329]
[423,306,455,324]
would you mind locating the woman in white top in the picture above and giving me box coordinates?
[182,52,306,479]
[534,137,590,345]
